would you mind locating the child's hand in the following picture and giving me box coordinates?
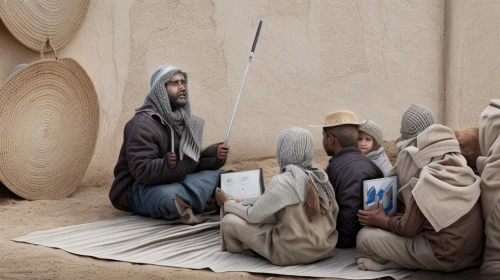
[215,188,230,206]
[167,152,177,168]
[357,202,389,230]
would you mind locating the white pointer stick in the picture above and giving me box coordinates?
[225,20,263,144]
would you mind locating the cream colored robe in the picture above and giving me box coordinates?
[220,165,339,265]
[477,99,500,275]
[388,124,481,232]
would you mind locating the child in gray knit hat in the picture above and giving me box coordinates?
[357,120,392,176]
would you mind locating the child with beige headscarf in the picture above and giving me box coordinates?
[356,104,483,272]
[216,127,339,265]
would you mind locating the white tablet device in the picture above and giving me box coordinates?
[219,169,264,199]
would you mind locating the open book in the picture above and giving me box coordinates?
[363,176,398,216]
[219,169,264,199]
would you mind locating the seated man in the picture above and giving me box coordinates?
[312,110,383,248]
[216,127,339,265]
[477,99,500,275]
[109,64,229,220]
[356,104,483,272]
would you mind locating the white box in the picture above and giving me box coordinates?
[363,176,398,216]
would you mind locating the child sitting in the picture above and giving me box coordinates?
[356,104,483,273]
[216,127,339,265]
[357,120,392,176]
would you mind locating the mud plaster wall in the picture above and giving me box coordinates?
[444,0,500,129]
[0,0,446,187]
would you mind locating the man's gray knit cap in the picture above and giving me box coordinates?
[276,127,313,171]
[359,119,383,145]
[400,104,436,140]
[149,64,184,89]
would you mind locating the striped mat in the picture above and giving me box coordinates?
[13,215,414,279]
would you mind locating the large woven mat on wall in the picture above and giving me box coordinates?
[0,58,99,200]
[0,0,90,51]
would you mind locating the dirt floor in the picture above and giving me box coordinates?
[0,151,333,280]
[0,145,489,280]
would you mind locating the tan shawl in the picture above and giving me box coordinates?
[388,124,462,186]
[390,124,481,232]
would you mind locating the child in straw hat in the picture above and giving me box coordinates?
[357,120,392,176]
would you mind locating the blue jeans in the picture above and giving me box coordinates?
[127,170,220,220]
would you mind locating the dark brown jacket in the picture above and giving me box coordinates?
[109,112,225,211]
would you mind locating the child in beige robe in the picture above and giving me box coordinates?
[216,127,339,265]
[356,104,483,272]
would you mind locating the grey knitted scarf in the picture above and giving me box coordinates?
[277,127,334,207]
[136,65,204,162]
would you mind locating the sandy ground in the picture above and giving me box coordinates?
[0,144,489,280]
[0,151,333,280]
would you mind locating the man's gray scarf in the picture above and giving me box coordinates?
[136,69,204,162]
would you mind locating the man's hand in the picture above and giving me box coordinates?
[217,142,229,160]
[357,202,389,230]
[167,152,177,168]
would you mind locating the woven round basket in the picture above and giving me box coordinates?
[0,0,90,51]
[0,58,99,200]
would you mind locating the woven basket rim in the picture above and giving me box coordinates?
[0,0,90,51]
[0,57,99,200]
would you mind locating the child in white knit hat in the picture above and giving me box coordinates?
[357,120,392,176]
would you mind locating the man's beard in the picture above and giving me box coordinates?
[169,91,187,110]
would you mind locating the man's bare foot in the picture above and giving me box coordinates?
[357,258,403,271]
